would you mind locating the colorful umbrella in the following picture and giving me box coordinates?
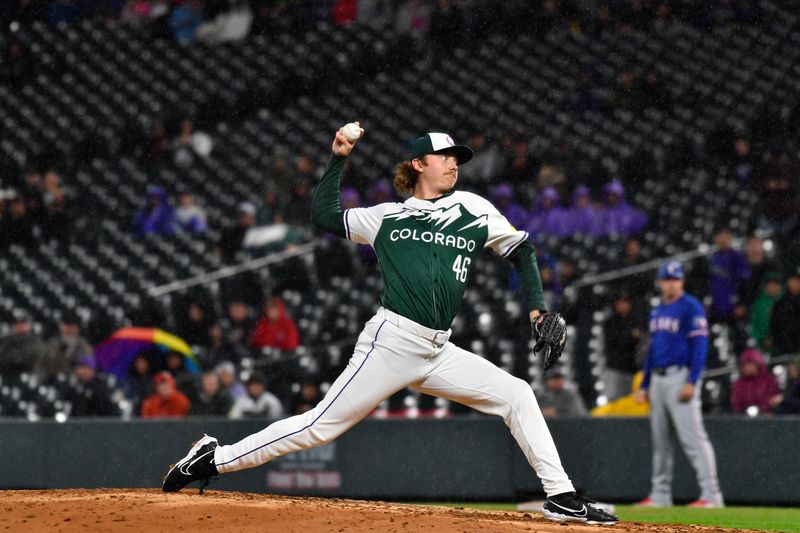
[95,327,200,378]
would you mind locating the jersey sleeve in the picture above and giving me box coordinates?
[481,197,530,257]
[343,203,389,246]
[687,299,709,338]
[685,298,709,384]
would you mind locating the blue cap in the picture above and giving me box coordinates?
[658,260,684,280]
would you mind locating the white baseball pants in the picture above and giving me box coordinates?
[214,307,575,496]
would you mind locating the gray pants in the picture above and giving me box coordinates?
[648,367,723,506]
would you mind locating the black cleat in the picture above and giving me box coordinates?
[543,492,618,525]
[162,435,219,493]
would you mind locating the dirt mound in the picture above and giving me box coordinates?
[0,489,754,532]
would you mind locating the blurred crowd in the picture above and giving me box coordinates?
[0,168,73,247]
[0,294,320,418]
[1,1,766,48]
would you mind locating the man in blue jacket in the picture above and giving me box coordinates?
[634,260,724,508]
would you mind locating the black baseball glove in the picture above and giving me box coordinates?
[531,312,567,370]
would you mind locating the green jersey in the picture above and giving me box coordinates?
[310,155,546,330]
[346,191,530,330]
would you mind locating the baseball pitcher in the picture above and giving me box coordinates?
[162,125,617,525]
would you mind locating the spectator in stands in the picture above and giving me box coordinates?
[173,117,213,166]
[0,311,44,376]
[491,184,528,231]
[611,237,651,296]
[119,0,153,25]
[37,311,93,381]
[264,150,291,202]
[772,356,800,415]
[164,351,192,392]
[143,122,170,163]
[460,132,505,185]
[738,236,779,311]
[395,0,433,39]
[69,356,120,417]
[730,348,780,415]
[216,361,246,400]
[170,0,204,44]
[536,164,567,195]
[190,371,233,416]
[22,168,45,226]
[229,371,284,419]
[41,169,63,207]
[218,202,256,263]
[749,273,782,350]
[222,299,255,348]
[340,187,361,210]
[597,181,648,237]
[284,178,313,227]
[504,135,538,186]
[40,170,71,243]
[176,302,213,347]
[1,196,35,245]
[256,187,284,226]
[730,135,753,183]
[124,354,153,414]
[199,323,246,369]
[250,296,300,351]
[196,0,253,44]
[141,371,191,418]
[217,202,256,263]
[526,186,567,239]
[131,185,177,236]
[767,269,800,355]
[175,192,208,234]
[558,258,578,289]
[537,367,587,418]
[603,291,645,402]
[756,150,798,235]
[294,154,316,182]
[563,185,598,236]
[539,262,563,310]
[368,179,395,205]
[708,227,750,323]
[332,0,357,24]
[291,377,322,414]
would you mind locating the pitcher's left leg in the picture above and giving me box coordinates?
[414,343,574,497]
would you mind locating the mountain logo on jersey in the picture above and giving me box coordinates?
[383,204,487,252]
[384,205,463,229]
[458,214,489,232]
[384,206,490,233]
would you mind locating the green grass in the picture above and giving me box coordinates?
[421,503,800,532]
[614,506,800,533]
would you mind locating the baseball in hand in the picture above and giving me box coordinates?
[342,122,363,142]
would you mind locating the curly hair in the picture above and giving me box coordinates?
[393,159,420,196]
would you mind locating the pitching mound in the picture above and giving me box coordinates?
[0,489,754,533]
